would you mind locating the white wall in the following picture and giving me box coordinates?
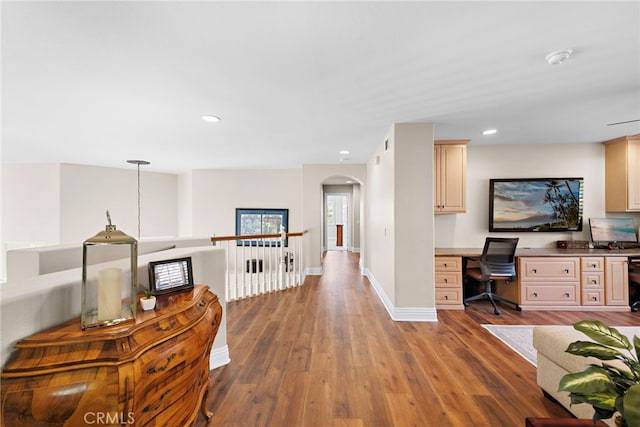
[59,163,178,243]
[433,142,640,248]
[190,169,303,239]
[2,164,61,281]
[365,123,436,316]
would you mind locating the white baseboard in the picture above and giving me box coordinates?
[364,268,438,322]
[210,345,230,370]
[305,266,323,276]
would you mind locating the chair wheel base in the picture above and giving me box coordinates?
[515,305,522,312]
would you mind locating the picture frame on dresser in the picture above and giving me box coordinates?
[148,257,194,295]
[489,178,584,232]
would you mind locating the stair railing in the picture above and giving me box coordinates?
[211,229,307,301]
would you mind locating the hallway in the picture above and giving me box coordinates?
[200,251,637,426]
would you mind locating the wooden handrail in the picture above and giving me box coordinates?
[211,230,307,243]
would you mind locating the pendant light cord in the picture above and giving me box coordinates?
[126,160,150,241]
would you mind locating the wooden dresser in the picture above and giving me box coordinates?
[1,285,222,427]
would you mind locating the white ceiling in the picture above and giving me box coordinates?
[2,1,639,174]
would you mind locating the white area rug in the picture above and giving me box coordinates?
[482,324,537,366]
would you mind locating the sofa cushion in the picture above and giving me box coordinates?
[533,325,640,374]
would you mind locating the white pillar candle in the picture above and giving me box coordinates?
[98,268,122,321]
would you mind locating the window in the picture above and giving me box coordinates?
[235,208,289,246]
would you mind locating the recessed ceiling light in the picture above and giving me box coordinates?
[482,129,497,135]
[339,150,350,155]
[545,49,573,65]
[202,115,220,122]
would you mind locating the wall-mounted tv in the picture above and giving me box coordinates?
[489,178,584,232]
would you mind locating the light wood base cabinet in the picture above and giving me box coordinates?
[435,256,464,309]
[1,285,222,427]
[517,256,629,311]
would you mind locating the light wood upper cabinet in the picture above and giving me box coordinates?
[604,135,640,212]
[434,140,468,213]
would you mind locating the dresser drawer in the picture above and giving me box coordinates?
[519,257,579,281]
[435,272,461,287]
[582,290,604,306]
[582,272,604,289]
[523,285,578,304]
[435,289,462,305]
[582,257,604,271]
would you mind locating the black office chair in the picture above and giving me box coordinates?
[464,237,521,315]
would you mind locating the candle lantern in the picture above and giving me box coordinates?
[81,212,138,329]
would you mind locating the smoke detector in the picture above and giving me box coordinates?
[545,49,573,65]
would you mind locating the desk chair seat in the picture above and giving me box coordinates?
[630,270,640,312]
[464,237,521,315]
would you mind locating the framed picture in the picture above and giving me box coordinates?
[235,208,288,246]
[489,178,584,232]
[148,257,194,295]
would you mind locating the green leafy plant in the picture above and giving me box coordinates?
[558,320,640,426]
[143,290,154,299]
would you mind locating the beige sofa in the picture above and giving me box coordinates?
[533,325,640,426]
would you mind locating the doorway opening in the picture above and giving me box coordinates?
[325,193,350,251]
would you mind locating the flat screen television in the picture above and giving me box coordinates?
[489,178,584,232]
[589,218,638,246]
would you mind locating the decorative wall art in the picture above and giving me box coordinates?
[489,178,584,232]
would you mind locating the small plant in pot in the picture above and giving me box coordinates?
[558,320,640,427]
[140,290,156,311]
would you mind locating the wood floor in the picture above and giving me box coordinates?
[198,251,638,427]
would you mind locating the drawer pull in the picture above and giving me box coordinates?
[142,389,171,413]
[443,263,448,267]
[533,292,538,298]
[591,263,597,268]
[564,269,570,274]
[155,321,176,332]
[532,269,537,274]
[147,353,177,374]
[564,293,570,298]
[592,296,597,301]
[591,279,597,284]
[444,295,449,300]
[198,299,208,307]
[443,278,448,283]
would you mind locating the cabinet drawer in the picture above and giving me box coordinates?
[435,257,461,271]
[435,289,461,305]
[519,257,579,281]
[523,285,578,304]
[582,257,604,271]
[582,272,604,288]
[435,272,461,287]
[582,290,604,306]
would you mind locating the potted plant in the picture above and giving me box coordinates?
[140,290,156,311]
[558,320,640,427]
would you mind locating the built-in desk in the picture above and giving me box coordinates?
[435,248,640,311]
